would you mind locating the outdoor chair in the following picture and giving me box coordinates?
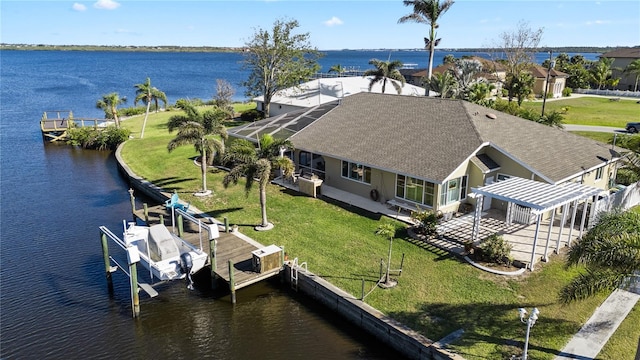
[165,193,179,210]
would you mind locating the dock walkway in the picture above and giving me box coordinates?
[133,204,282,296]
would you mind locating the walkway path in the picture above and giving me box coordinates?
[554,288,639,360]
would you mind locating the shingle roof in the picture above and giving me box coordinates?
[290,93,619,184]
[600,48,640,59]
[529,65,569,79]
[290,93,484,183]
[463,101,619,183]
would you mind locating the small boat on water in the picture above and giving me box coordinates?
[120,221,209,286]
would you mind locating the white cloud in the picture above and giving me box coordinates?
[585,20,611,25]
[94,0,120,10]
[72,3,87,11]
[324,16,343,27]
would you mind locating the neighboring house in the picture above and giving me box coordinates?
[430,57,507,95]
[600,47,640,91]
[399,67,427,87]
[230,93,620,216]
[254,76,425,117]
[529,65,569,98]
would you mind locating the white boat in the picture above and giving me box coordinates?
[122,222,209,284]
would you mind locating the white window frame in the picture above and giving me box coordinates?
[395,174,435,207]
[595,167,604,181]
[440,175,468,206]
[341,161,371,184]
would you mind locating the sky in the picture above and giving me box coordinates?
[1,0,639,50]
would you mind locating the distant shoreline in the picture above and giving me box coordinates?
[1,43,628,53]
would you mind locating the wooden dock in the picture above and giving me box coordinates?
[133,203,283,301]
[40,111,112,142]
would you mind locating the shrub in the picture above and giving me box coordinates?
[562,87,572,97]
[410,209,438,237]
[616,168,639,186]
[240,109,265,122]
[119,106,147,117]
[66,125,130,150]
[479,233,513,265]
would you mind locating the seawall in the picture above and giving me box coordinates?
[114,142,465,360]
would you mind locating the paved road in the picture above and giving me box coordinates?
[564,124,629,133]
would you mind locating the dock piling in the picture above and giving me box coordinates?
[128,188,136,222]
[210,238,218,289]
[100,232,113,293]
[224,217,229,233]
[228,260,236,304]
[143,203,149,223]
[178,214,184,237]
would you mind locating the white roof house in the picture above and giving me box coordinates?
[254,76,426,117]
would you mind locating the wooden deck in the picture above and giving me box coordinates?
[40,111,112,142]
[133,204,282,293]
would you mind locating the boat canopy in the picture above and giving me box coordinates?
[148,224,180,262]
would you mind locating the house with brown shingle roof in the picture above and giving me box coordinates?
[281,93,620,214]
[600,47,640,91]
[529,65,569,98]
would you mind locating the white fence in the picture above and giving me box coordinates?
[574,88,640,99]
[593,182,640,217]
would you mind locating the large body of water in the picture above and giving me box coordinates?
[0,49,600,359]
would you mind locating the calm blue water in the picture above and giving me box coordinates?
[0,49,599,360]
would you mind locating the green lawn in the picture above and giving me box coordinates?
[520,96,640,127]
[115,109,637,360]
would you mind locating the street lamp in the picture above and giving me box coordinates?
[541,50,556,118]
[518,307,540,360]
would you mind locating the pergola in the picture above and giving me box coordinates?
[471,177,606,270]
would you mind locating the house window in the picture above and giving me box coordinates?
[341,161,371,184]
[395,175,435,207]
[299,151,311,167]
[497,173,511,182]
[595,167,604,181]
[440,175,468,206]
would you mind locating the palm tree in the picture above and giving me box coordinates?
[590,57,616,90]
[538,110,564,129]
[398,0,455,95]
[560,210,640,303]
[467,81,495,104]
[134,77,167,139]
[429,71,457,98]
[623,59,640,92]
[167,99,228,194]
[363,59,406,94]
[223,134,294,230]
[96,92,126,128]
[328,64,347,77]
[375,223,397,287]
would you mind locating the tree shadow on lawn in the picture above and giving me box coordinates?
[150,176,197,190]
[388,301,578,359]
[204,207,245,220]
[320,196,384,221]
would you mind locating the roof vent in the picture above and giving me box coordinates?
[486,113,497,120]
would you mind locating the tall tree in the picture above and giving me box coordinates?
[328,64,347,76]
[492,20,543,102]
[442,53,456,65]
[450,58,483,98]
[560,211,640,303]
[213,79,235,115]
[167,99,228,194]
[222,134,294,230]
[398,0,455,95]
[96,92,126,128]
[363,59,406,94]
[242,18,322,117]
[505,71,535,106]
[429,71,457,98]
[590,57,616,90]
[623,59,640,92]
[467,81,495,105]
[134,77,167,139]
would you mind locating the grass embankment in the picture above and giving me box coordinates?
[520,96,639,127]
[118,105,637,360]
